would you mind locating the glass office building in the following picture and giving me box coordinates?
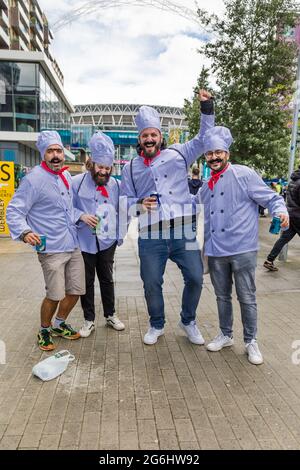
[0,50,74,173]
[0,61,71,135]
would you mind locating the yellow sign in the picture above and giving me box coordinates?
[0,162,15,236]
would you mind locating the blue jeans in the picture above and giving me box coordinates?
[138,226,203,329]
[208,252,257,343]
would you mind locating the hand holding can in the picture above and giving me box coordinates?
[35,235,47,252]
[269,217,281,235]
[149,192,160,206]
[92,216,101,235]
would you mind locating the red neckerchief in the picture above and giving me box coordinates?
[208,163,229,191]
[96,185,109,198]
[140,150,161,167]
[41,161,70,190]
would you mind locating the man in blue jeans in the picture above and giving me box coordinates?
[197,126,289,364]
[121,90,214,345]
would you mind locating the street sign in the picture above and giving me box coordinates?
[0,162,15,236]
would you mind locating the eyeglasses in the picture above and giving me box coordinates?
[204,150,226,158]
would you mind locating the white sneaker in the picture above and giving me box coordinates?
[178,321,205,345]
[144,327,164,345]
[106,314,125,331]
[79,320,95,338]
[245,339,264,365]
[206,332,234,352]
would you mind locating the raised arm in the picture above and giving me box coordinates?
[174,89,215,167]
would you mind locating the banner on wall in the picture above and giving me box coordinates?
[0,162,15,236]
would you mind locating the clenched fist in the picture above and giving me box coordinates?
[199,89,212,102]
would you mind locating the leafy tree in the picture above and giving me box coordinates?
[185,0,298,177]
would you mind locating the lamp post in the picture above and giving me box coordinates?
[279,21,300,261]
[288,23,300,182]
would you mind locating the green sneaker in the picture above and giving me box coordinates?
[51,322,80,340]
[38,328,55,351]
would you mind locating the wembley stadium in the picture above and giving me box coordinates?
[71,103,189,173]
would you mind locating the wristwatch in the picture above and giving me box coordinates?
[20,230,33,242]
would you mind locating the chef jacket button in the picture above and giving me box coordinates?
[169,191,172,194]
[211,211,214,215]
[212,230,215,233]
[220,175,224,178]
[104,200,107,203]
[155,178,158,182]
[221,192,224,196]
[222,229,225,232]
[221,210,224,213]
[211,195,214,198]
[61,192,64,196]
[164,175,167,178]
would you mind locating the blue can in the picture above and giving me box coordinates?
[35,235,47,252]
[150,192,160,205]
[269,217,281,235]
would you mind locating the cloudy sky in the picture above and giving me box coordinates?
[38,0,225,107]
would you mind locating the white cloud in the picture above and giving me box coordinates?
[38,0,225,107]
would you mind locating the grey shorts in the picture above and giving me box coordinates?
[38,248,86,301]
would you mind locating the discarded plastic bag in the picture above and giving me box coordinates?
[32,350,75,381]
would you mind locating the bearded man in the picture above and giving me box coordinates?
[72,132,125,337]
[120,90,214,345]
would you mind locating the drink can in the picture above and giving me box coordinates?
[150,192,160,205]
[35,235,47,252]
[269,217,281,235]
[92,216,101,235]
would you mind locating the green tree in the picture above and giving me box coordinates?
[186,0,298,177]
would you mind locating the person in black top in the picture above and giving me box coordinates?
[264,167,299,271]
[188,166,203,195]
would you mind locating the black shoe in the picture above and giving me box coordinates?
[263,260,278,272]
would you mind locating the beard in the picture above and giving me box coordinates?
[92,171,111,186]
[141,141,161,158]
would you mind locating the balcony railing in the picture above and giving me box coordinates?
[0,25,9,48]
[0,8,9,28]
[0,0,9,11]
[10,6,30,43]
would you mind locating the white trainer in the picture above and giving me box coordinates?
[206,332,234,352]
[245,340,264,365]
[144,327,164,345]
[106,314,125,331]
[178,321,205,345]
[79,320,95,338]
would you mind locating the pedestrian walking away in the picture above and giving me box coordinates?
[188,166,203,195]
[264,166,300,272]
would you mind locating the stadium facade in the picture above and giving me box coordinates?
[71,103,189,173]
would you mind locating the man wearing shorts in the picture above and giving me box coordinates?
[6,131,85,351]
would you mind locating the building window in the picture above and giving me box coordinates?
[0,61,39,132]
[0,117,14,131]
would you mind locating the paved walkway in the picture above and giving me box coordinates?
[0,217,300,450]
